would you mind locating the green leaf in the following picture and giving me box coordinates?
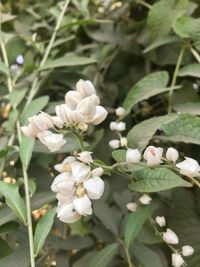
[173,16,200,39]
[9,88,27,108]
[51,235,94,250]
[89,243,119,267]
[147,0,188,40]
[0,62,9,74]
[0,222,19,235]
[19,136,35,169]
[0,181,27,225]
[39,56,97,71]
[122,72,170,116]
[174,102,200,115]
[125,208,152,248]
[0,248,30,267]
[178,63,200,78]
[161,114,200,145]
[127,115,177,151]
[21,96,49,124]
[129,167,192,193]
[112,149,126,162]
[34,208,56,256]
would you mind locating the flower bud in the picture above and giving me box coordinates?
[54,156,76,173]
[163,228,179,244]
[155,216,166,227]
[116,122,126,131]
[51,173,74,194]
[21,125,37,138]
[76,96,96,123]
[52,116,64,128]
[139,194,152,205]
[110,121,117,131]
[166,147,179,163]
[73,195,92,215]
[176,157,200,178]
[127,202,137,212]
[120,137,127,147]
[92,106,108,125]
[116,107,125,117]
[126,148,141,163]
[65,91,82,110]
[143,146,163,166]
[84,177,105,199]
[77,151,93,164]
[71,161,91,182]
[182,245,194,256]
[55,104,71,123]
[57,202,81,223]
[172,253,184,267]
[109,139,120,149]
[91,167,104,177]
[37,131,66,152]
[76,79,96,97]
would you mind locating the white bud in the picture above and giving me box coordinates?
[77,151,93,164]
[51,172,74,194]
[126,148,141,163]
[84,177,105,199]
[16,54,24,65]
[76,79,96,97]
[139,194,152,205]
[155,216,166,227]
[21,124,37,138]
[65,91,82,110]
[163,228,179,244]
[166,147,179,163]
[92,106,108,125]
[73,195,92,215]
[182,245,194,256]
[55,104,71,123]
[176,157,200,178]
[143,146,163,166]
[76,96,96,123]
[71,161,91,183]
[109,139,120,149]
[91,167,104,177]
[172,254,184,267]
[120,137,127,147]
[110,121,117,131]
[116,122,126,131]
[37,131,66,152]
[57,202,81,223]
[116,107,125,116]
[127,202,137,212]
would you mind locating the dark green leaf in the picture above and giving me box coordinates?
[0,248,30,267]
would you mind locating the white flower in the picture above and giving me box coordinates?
[91,167,104,177]
[37,131,66,152]
[172,254,184,267]
[155,216,166,227]
[163,228,179,244]
[116,122,126,131]
[51,172,74,194]
[109,139,120,149]
[120,137,127,147]
[54,156,76,173]
[110,121,117,131]
[127,202,137,212]
[126,148,141,163]
[143,146,163,166]
[57,202,81,223]
[65,91,82,110]
[21,125,37,138]
[56,192,73,206]
[182,245,194,256]
[77,151,93,164]
[176,157,200,178]
[116,107,125,116]
[76,96,97,123]
[71,161,91,182]
[16,54,24,65]
[166,147,179,163]
[73,195,92,215]
[84,177,104,199]
[92,106,108,125]
[76,79,96,97]
[55,104,71,123]
[52,116,64,128]
[139,194,152,205]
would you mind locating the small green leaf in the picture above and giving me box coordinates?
[178,63,200,78]
[19,136,35,169]
[39,56,97,71]
[173,16,200,39]
[122,72,170,116]
[129,167,192,193]
[0,222,19,235]
[0,181,27,225]
[34,208,56,256]
[112,149,126,162]
[89,243,119,267]
[21,96,49,124]
[0,62,9,74]
[10,88,27,108]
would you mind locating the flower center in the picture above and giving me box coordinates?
[76,184,86,197]
[63,163,71,172]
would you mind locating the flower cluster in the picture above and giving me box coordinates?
[21,80,108,152]
[51,151,105,223]
[155,216,194,267]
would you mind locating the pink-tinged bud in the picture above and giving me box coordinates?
[73,195,92,215]
[84,177,105,199]
[166,147,179,163]
[155,216,166,227]
[76,79,96,97]
[182,245,194,256]
[176,157,200,178]
[143,146,163,166]
[163,228,179,244]
[37,131,66,152]
[172,254,184,267]
[126,148,141,163]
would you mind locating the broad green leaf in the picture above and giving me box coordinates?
[39,56,97,71]
[161,114,200,145]
[174,102,200,115]
[34,208,56,256]
[2,109,19,131]
[19,136,35,169]
[112,149,126,162]
[129,167,192,193]
[173,16,200,39]
[21,96,49,124]
[122,72,169,116]
[147,0,188,40]
[178,63,200,78]
[0,181,27,225]
[125,208,152,248]
[144,35,180,53]
[9,88,27,108]
[89,243,119,267]
[127,115,177,151]
[51,235,94,250]
[93,201,119,235]
[0,248,30,267]
[0,222,19,235]
[133,243,165,267]
[0,238,12,258]
[0,62,9,74]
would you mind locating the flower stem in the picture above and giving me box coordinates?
[168,47,185,114]
[190,47,200,63]
[118,239,135,267]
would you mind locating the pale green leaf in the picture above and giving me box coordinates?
[173,16,200,39]
[0,181,27,225]
[0,62,9,74]
[178,63,200,78]
[9,88,27,108]
[34,208,56,256]
[174,102,200,115]
[89,243,119,267]
[39,56,97,71]
[19,136,35,169]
